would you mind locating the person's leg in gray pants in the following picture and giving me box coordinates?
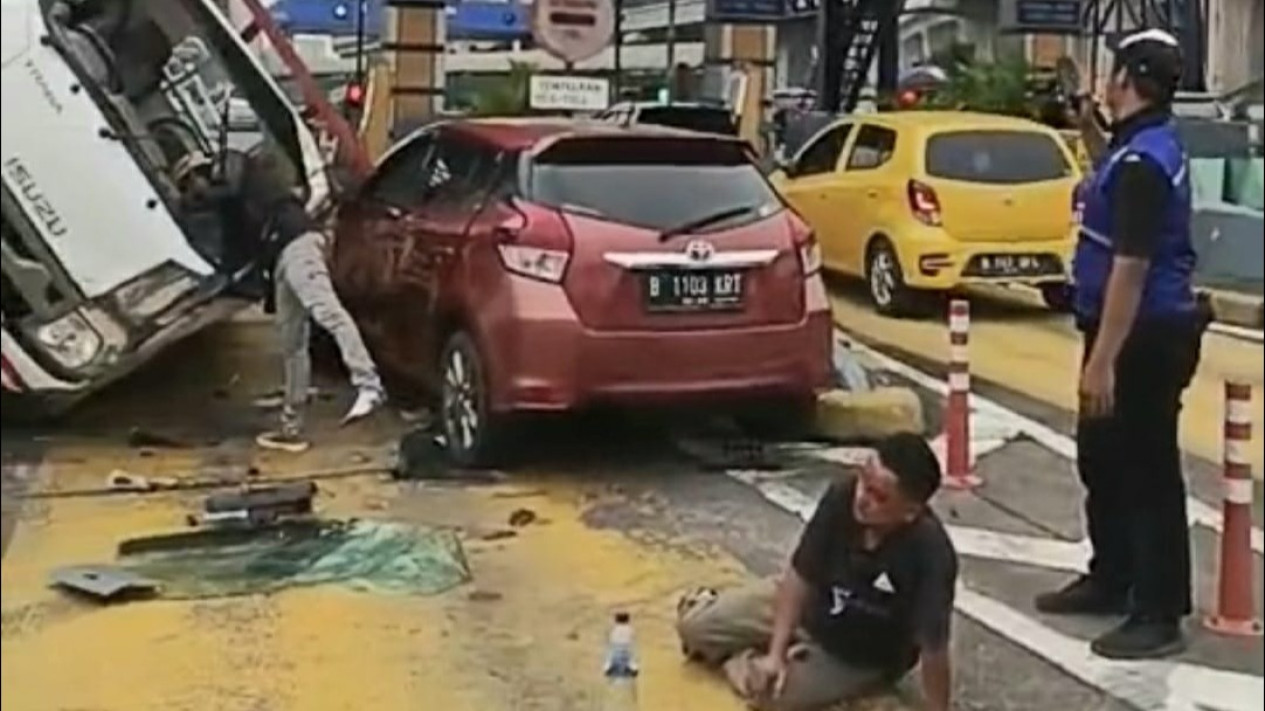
[257,232,384,452]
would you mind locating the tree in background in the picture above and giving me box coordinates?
[915,42,1036,119]
[469,61,535,117]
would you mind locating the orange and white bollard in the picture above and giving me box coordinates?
[1206,381,1262,636]
[943,299,981,490]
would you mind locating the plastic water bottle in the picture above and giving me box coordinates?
[601,612,639,711]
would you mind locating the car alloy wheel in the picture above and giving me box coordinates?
[869,247,898,309]
[866,240,923,317]
[440,334,486,465]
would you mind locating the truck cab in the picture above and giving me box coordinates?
[1,0,328,417]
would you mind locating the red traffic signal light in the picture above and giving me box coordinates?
[897,89,920,108]
[345,82,365,107]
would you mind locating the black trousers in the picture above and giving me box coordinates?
[1077,308,1208,619]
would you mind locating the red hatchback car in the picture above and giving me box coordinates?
[330,119,833,465]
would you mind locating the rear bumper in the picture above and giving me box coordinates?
[481,277,834,413]
[897,235,1074,290]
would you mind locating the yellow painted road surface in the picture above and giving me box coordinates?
[1,319,912,711]
[829,284,1265,479]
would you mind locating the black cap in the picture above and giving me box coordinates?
[1112,29,1183,98]
[614,612,631,624]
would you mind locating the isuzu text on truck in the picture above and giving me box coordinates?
[1,0,329,418]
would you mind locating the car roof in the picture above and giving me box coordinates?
[611,101,728,111]
[443,117,743,151]
[837,110,1059,133]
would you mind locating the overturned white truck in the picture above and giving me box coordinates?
[1,0,330,418]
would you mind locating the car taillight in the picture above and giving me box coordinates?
[907,180,942,226]
[497,245,569,283]
[494,206,570,283]
[786,211,820,277]
[799,239,822,276]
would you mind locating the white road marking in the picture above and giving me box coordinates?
[840,332,1265,555]
[1209,322,1264,344]
[728,471,1090,573]
[959,588,1264,711]
[727,470,1265,711]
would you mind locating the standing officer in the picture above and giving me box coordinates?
[1035,29,1212,660]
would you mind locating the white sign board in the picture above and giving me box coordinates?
[532,0,616,65]
[529,75,611,112]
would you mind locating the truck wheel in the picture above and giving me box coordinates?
[438,332,506,468]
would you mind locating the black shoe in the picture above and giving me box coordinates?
[1034,575,1129,615]
[1091,616,1187,660]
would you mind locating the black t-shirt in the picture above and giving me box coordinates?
[791,475,958,675]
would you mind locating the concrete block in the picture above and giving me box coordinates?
[1205,289,1264,329]
[812,387,927,443]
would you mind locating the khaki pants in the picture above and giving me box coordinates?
[274,232,382,435]
[676,579,886,711]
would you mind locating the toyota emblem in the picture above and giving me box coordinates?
[684,240,715,262]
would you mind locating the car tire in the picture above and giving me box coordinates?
[438,331,506,469]
[1039,283,1074,313]
[865,239,918,317]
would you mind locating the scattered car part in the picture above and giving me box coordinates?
[49,565,159,601]
[200,481,317,527]
[107,471,179,492]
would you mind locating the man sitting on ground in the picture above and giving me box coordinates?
[677,432,956,711]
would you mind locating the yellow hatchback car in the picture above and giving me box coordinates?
[771,111,1082,316]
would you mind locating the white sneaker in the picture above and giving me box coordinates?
[342,388,385,424]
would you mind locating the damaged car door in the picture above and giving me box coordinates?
[371,130,507,397]
[331,131,439,394]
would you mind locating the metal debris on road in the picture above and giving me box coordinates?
[49,565,160,602]
[115,519,471,599]
[204,481,316,514]
[468,589,503,602]
[192,481,318,528]
[508,508,538,527]
[126,427,194,449]
[26,463,392,500]
[107,471,179,492]
[394,429,449,480]
[394,429,504,482]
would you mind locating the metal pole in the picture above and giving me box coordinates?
[354,0,367,86]
[613,0,624,100]
[665,0,677,102]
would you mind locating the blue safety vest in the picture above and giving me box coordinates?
[1072,120,1196,322]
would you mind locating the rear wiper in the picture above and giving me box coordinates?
[658,203,763,242]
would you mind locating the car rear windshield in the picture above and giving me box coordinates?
[528,137,781,231]
[637,106,738,135]
[925,130,1073,184]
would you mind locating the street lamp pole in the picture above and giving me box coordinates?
[354,0,367,87]
[613,0,624,101]
[665,0,676,102]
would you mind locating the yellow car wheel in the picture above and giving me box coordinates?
[866,238,918,317]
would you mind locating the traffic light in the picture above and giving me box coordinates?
[345,82,365,107]
[341,80,366,122]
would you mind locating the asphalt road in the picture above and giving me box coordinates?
[1,292,1262,711]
